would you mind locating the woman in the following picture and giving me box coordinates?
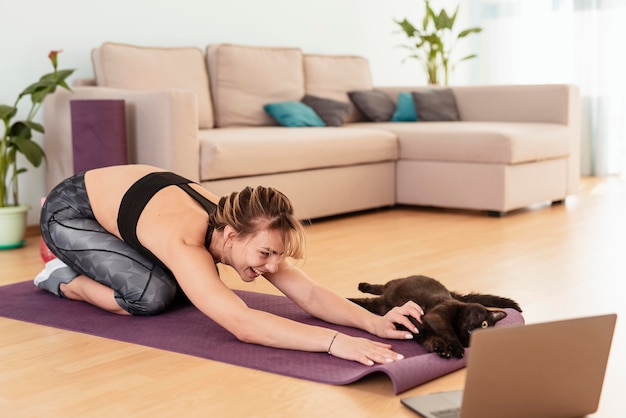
[35,164,423,366]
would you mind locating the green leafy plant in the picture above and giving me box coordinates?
[0,50,74,207]
[395,0,482,85]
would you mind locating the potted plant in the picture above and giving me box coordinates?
[394,0,482,85]
[0,50,74,249]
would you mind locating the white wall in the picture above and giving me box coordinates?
[1,0,467,225]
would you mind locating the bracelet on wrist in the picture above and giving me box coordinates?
[327,332,339,355]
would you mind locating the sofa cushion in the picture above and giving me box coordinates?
[207,44,305,128]
[355,122,571,164]
[348,90,396,122]
[303,54,373,123]
[198,127,398,181]
[92,42,214,129]
[264,102,325,127]
[411,88,460,121]
[301,95,352,127]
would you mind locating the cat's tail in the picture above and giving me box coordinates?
[357,282,385,295]
[452,292,522,312]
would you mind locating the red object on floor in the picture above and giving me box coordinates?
[40,238,56,263]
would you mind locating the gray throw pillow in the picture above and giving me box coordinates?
[411,88,460,121]
[347,90,395,122]
[301,95,352,127]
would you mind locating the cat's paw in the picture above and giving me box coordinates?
[431,338,452,358]
[447,341,465,359]
[432,338,465,359]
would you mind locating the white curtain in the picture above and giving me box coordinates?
[467,0,626,176]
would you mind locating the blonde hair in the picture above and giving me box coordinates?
[210,186,306,259]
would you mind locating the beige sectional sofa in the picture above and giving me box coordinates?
[43,42,580,219]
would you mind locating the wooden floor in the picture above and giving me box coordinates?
[1,176,625,417]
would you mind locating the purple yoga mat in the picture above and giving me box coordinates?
[0,281,524,394]
[70,99,127,173]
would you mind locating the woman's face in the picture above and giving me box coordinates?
[230,228,285,282]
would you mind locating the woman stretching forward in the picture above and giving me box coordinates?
[36,164,423,366]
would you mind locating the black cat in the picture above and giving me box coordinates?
[349,275,522,359]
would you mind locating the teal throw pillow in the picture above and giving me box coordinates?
[264,101,325,127]
[391,92,418,122]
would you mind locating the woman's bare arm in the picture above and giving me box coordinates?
[163,243,406,365]
[264,260,424,340]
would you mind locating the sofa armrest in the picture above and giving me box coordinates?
[43,86,200,191]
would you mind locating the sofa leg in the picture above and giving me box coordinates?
[487,210,505,218]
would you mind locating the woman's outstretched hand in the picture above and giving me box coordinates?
[326,301,424,366]
[371,301,424,340]
[327,333,405,366]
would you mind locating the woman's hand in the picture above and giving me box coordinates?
[370,301,424,340]
[327,333,405,366]
[327,301,424,366]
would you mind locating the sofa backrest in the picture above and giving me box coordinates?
[303,54,373,123]
[89,42,376,129]
[92,42,214,129]
[206,44,305,128]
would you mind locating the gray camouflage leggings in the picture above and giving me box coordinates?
[40,172,178,315]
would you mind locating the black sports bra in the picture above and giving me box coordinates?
[117,172,216,266]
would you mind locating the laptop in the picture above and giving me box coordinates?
[401,313,617,418]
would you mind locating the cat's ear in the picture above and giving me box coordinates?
[488,308,508,323]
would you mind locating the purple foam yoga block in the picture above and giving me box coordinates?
[70,99,127,173]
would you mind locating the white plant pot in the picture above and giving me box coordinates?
[0,205,30,249]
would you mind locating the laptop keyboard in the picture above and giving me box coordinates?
[431,407,461,418]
